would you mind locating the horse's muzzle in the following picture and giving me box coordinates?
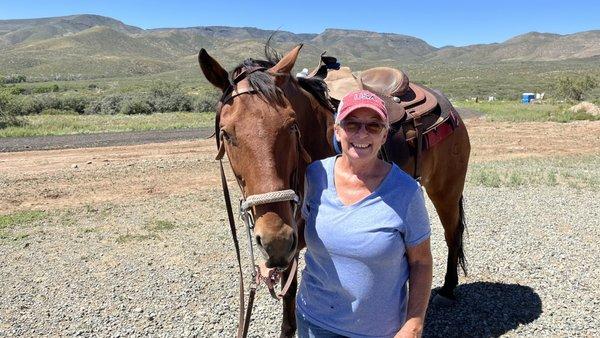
[254,215,297,270]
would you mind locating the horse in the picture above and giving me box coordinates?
[199,44,470,337]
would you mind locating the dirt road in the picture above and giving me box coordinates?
[1,119,599,214]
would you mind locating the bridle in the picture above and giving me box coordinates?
[213,65,308,338]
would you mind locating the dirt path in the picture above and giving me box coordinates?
[1,119,599,214]
[0,128,214,153]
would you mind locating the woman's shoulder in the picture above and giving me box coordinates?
[385,163,422,195]
[306,156,336,176]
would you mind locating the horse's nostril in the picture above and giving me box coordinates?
[255,235,262,248]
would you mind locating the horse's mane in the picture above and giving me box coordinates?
[227,42,333,112]
[230,58,286,106]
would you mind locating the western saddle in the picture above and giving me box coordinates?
[309,54,461,180]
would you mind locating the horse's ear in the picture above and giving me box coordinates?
[198,49,230,92]
[269,44,303,75]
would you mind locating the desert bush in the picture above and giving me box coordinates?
[59,95,90,114]
[193,90,220,112]
[86,94,126,115]
[1,75,27,84]
[148,82,192,112]
[0,93,26,128]
[120,95,153,115]
[7,95,45,115]
[0,93,92,116]
[555,75,598,101]
[0,111,26,129]
[33,84,60,94]
[5,86,27,95]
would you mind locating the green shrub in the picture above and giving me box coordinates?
[1,75,27,84]
[86,94,126,115]
[59,95,90,114]
[120,96,153,115]
[6,86,27,95]
[0,91,26,127]
[33,84,60,94]
[193,90,220,113]
[0,110,26,129]
[0,90,11,110]
[1,93,91,116]
[148,82,192,112]
[555,75,598,101]
[84,100,101,115]
[7,95,44,115]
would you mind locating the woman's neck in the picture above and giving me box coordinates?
[337,155,386,179]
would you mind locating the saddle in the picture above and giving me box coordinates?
[324,66,439,125]
[309,54,461,179]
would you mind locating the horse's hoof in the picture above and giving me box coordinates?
[432,292,457,306]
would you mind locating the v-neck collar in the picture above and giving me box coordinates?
[330,155,395,208]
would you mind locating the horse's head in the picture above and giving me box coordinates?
[199,45,312,269]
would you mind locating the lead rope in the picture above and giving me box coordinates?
[217,158,255,338]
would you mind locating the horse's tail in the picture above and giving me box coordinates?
[457,195,468,275]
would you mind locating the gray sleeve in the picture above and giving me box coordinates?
[403,187,431,247]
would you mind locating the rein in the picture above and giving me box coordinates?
[214,66,304,337]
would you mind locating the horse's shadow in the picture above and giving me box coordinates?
[424,282,542,337]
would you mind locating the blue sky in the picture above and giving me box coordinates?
[1,0,598,47]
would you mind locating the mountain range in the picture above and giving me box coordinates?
[1,14,599,80]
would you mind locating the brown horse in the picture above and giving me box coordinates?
[199,44,470,337]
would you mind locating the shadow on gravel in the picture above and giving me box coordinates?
[424,282,542,337]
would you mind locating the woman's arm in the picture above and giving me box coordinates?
[395,238,433,338]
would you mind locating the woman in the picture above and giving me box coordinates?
[296,90,433,338]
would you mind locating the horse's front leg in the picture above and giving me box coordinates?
[280,264,298,338]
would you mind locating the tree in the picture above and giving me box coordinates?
[556,75,598,101]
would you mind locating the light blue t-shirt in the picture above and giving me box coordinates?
[297,156,431,338]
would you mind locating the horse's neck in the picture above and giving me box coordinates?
[288,87,335,161]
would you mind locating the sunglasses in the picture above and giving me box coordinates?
[339,120,386,134]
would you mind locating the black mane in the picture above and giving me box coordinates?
[226,42,334,112]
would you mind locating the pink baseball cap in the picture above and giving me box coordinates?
[336,90,387,123]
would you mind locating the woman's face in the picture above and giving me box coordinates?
[334,107,388,163]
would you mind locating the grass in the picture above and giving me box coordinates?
[0,210,46,240]
[115,219,177,243]
[467,155,600,190]
[2,99,597,138]
[115,233,158,243]
[145,219,177,231]
[0,111,214,138]
[454,101,600,122]
[0,210,46,228]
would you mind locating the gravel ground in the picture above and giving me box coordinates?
[1,119,599,337]
[1,183,598,337]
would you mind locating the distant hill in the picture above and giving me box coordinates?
[0,14,599,79]
[426,31,600,62]
[0,14,141,47]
